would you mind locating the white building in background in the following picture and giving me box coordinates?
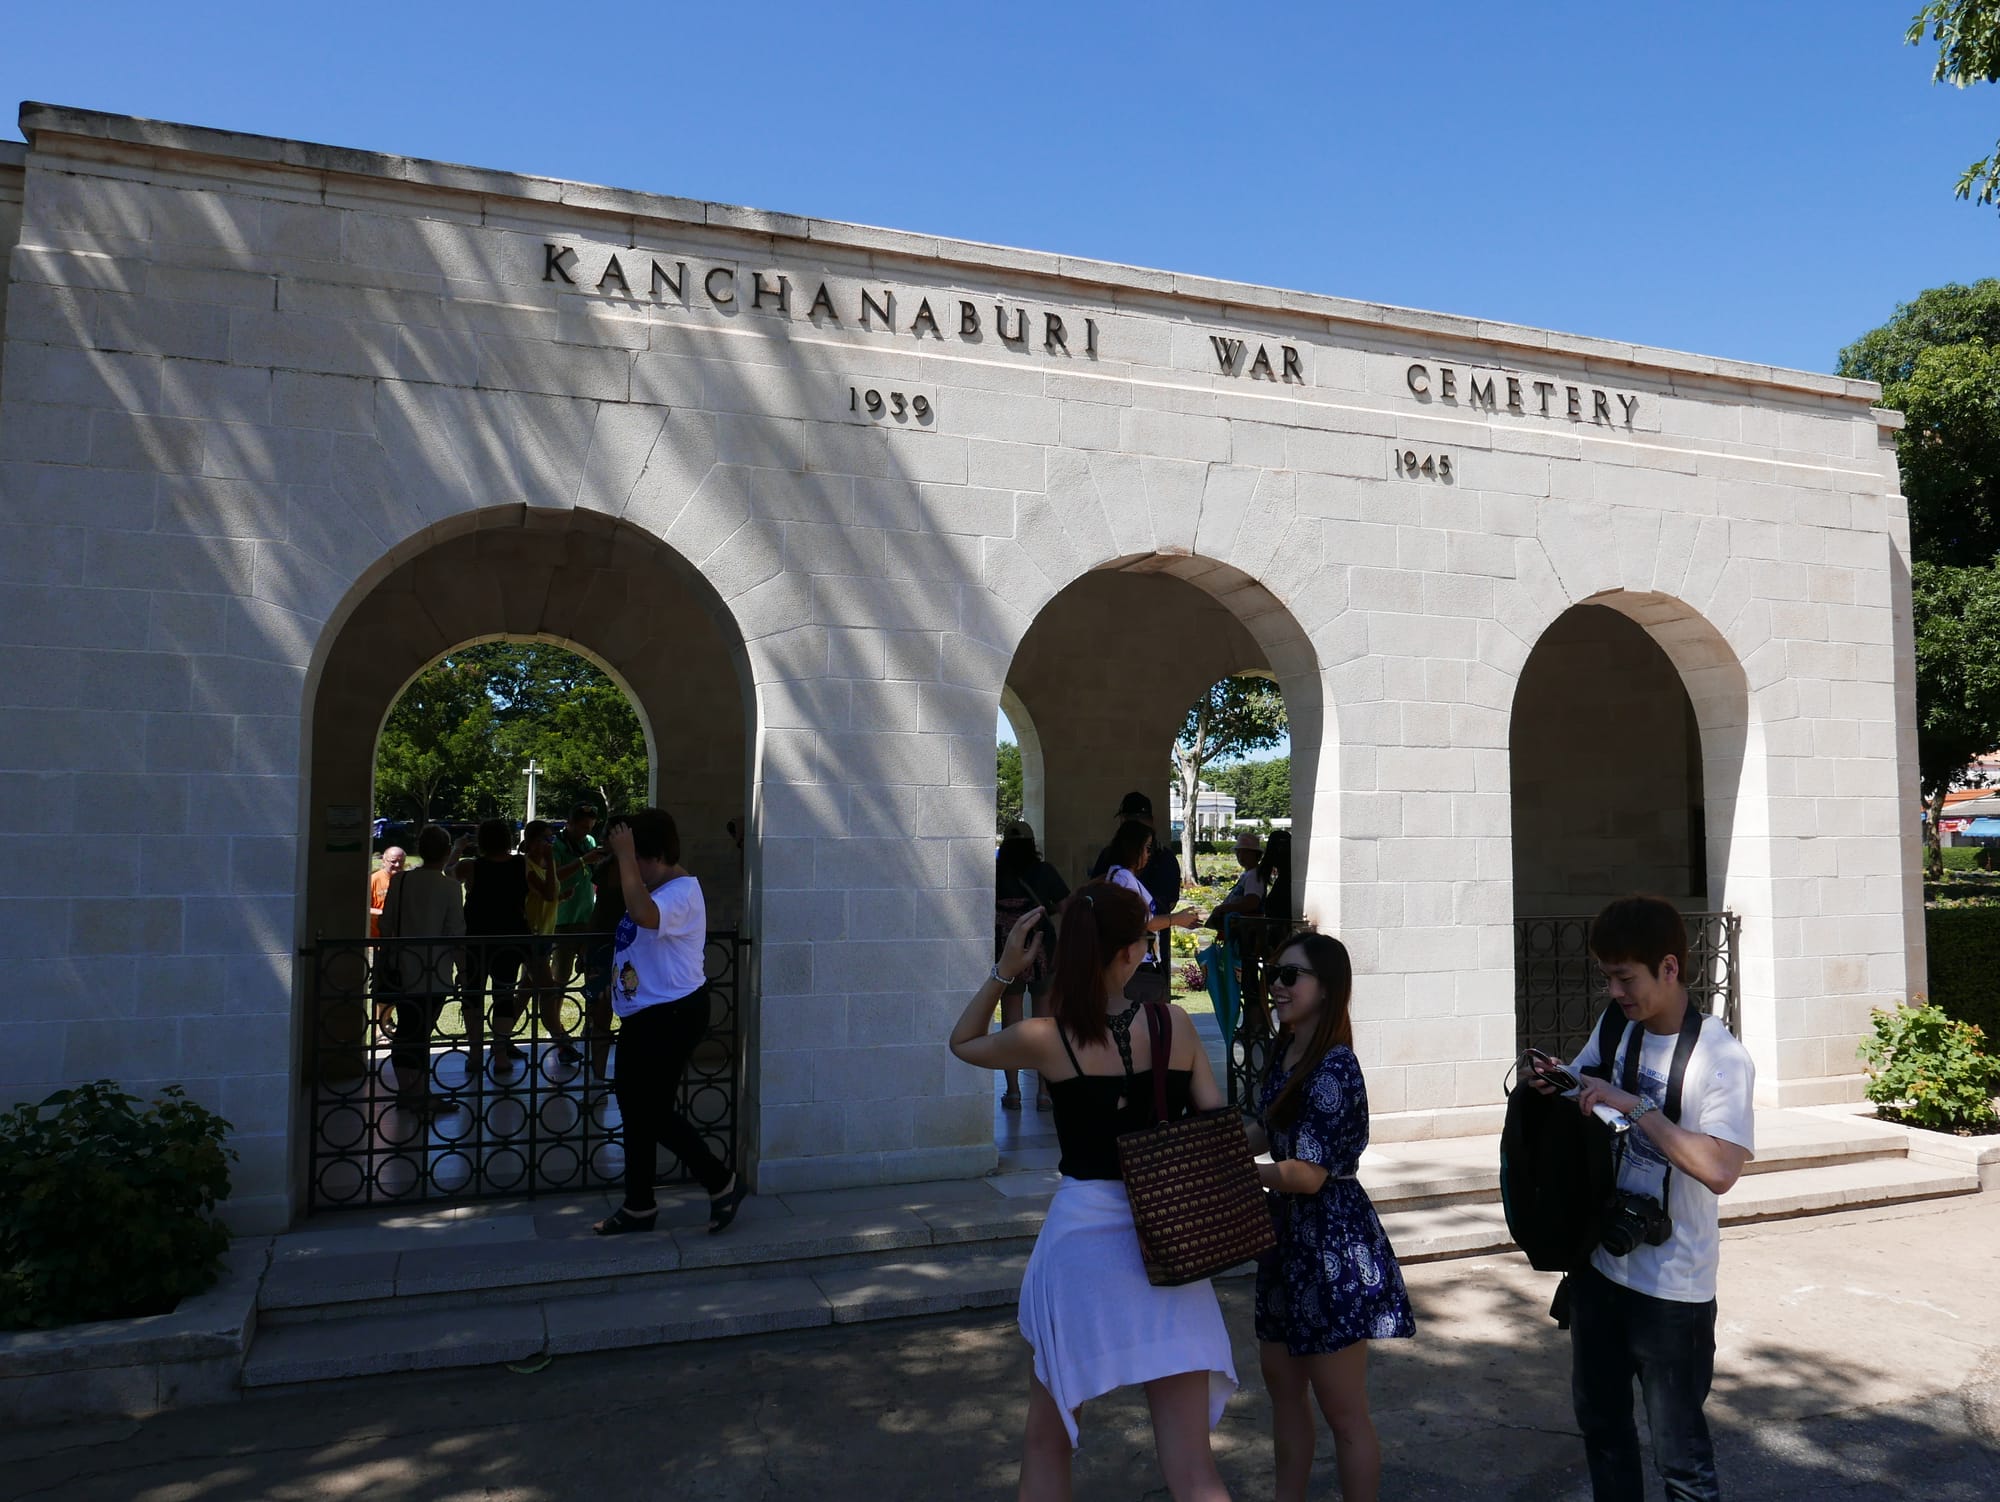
[1168,783,1238,839]
[0,104,1925,1229]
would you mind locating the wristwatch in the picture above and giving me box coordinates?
[1624,1099,1659,1128]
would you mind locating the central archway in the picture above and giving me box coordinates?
[297,505,755,1209]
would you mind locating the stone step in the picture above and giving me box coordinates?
[259,1109,1921,1325]
[242,1154,1979,1390]
[1377,1152,1982,1263]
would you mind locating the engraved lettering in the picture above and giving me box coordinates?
[808,281,838,320]
[862,288,894,328]
[1618,393,1639,424]
[1507,376,1524,412]
[959,300,980,337]
[650,259,686,300]
[1534,380,1556,415]
[1468,373,1496,409]
[705,266,736,305]
[1086,317,1099,357]
[1566,385,1582,419]
[1282,345,1302,382]
[910,298,942,338]
[1593,390,1611,423]
[1212,336,1247,374]
[753,272,790,312]
[1247,344,1275,380]
[996,305,1027,343]
[596,254,630,296]
[1441,367,1457,400]
[1044,312,1068,353]
[543,243,575,284]
[1407,363,1430,396]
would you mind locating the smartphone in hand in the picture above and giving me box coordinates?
[1525,1049,1582,1095]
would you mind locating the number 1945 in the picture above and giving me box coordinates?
[1393,448,1452,481]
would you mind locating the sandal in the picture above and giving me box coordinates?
[707,1174,749,1235]
[593,1205,658,1236]
[1000,1089,1023,1111]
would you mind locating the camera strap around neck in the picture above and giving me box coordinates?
[1610,1001,1705,1203]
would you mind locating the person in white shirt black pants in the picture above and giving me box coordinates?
[592,808,748,1237]
[1528,896,1757,1502]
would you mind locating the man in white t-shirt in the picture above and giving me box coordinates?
[1535,896,1756,1502]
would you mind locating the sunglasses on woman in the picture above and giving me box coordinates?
[1269,964,1317,986]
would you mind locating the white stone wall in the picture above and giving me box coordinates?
[0,106,1921,1221]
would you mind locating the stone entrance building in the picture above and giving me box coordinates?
[0,105,1923,1230]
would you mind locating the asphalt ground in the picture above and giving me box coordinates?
[6,1194,1998,1501]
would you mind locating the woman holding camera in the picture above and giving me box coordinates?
[1250,930,1414,1502]
[949,881,1237,1502]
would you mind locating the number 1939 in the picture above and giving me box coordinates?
[849,387,933,424]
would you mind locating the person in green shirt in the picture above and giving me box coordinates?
[552,805,606,1067]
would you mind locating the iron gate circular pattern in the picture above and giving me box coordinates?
[1513,912,1741,1061]
[307,931,746,1211]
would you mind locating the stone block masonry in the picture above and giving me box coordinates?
[0,103,1921,1223]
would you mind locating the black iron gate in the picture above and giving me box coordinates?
[304,930,745,1210]
[1513,910,1741,1061]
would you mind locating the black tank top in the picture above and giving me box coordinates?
[1047,1011,1195,1181]
[463,855,529,935]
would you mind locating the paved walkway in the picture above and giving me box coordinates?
[9,1195,1997,1500]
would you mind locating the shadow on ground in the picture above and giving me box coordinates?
[6,1221,1998,1502]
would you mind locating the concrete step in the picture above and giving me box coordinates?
[242,1155,1981,1389]
[1376,1152,1982,1264]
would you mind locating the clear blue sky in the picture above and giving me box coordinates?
[5,1,1993,754]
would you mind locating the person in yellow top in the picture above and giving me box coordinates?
[519,820,577,1064]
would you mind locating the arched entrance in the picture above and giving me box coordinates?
[297,506,754,1209]
[993,555,1322,1150]
[1510,593,1755,1058]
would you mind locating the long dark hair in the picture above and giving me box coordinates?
[996,833,1040,889]
[1260,829,1293,923]
[1266,929,1355,1129]
[1106,818,1152,872]
[1048,880,1149,1045]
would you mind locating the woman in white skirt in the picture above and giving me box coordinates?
[949,879,1237,1502]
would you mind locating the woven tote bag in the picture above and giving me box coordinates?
[1116,1002,1275,1287]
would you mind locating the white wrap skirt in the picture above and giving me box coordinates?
[1017,1176,1238,1448]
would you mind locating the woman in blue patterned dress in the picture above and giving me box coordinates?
[1249,930,1415,1502]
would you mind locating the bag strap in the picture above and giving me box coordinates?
[1613,1002,1706,1207]
[1143,1001,1171,1125]
[1581,1003,1627,1082]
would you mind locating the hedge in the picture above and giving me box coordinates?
[1926,904,2000,1043]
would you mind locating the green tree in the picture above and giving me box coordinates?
[1172,677,1286,875]
[996,740,1023,835]
[1909,2,2000,207]
[373,644,651,827]
[534,679,651,816]
[373,659,505,826]
[1913,563,2000,861]
[1839,283,2000,873]
[1206,755,1291,822]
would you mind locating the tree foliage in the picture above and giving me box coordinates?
[1172,677,1286,875]
[1840,282,2000,873]
[996,740,1023,835]
[1909,1,2000,208]
[1206,755,1291,822]
[374,644,649,825]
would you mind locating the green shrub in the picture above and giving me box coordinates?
[1941,846,1981,872]
[1858,1004,2000,1132]
[0,1081,235,1330]
[1925,904,2000,1041]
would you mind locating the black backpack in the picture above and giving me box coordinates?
[1501,1004,1706,1325]
[1499,1005,1626,1278]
